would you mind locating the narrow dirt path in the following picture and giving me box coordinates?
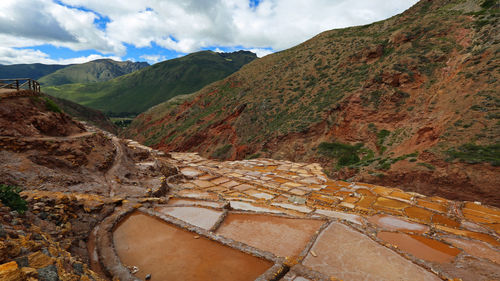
[105,137,125,197]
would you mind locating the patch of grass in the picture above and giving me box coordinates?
[0,184,27,214]
[211,144,233,159]
[44,97,62,113]
[245,153,261,159]
[417,162,435,170]
[377,129,390,153]
[481,0,496,9]
[318,142,363,167]
[446,143,500,166]
[376,152,418,170]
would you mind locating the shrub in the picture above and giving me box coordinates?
[481,0,496,9]
[318,142,364,167]
[44,97,62,113]
[446,143,500,166]
[211,144,233,159]
[0,184,27,214]
[417,162,436,170]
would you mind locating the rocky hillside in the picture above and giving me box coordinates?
[125,0,500,206]
[44,51,257,116]
[39,59,148,86]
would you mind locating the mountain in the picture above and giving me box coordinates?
[0,63,68,80]
[125,0,500,206]
[43,51,257,116]
[39,59,149,86]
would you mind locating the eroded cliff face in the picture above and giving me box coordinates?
[125,0,499,206]
[0,91,177,280]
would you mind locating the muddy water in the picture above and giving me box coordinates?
[113,212,272,281]
[377,232,461,263]
[216,213,325,257]
[368,214,429,233]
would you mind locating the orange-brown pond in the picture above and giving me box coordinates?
[377,232,461,263]
[216,213,325,257]
[113,212,272,281]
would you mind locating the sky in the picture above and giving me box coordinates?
[0,0,419,65]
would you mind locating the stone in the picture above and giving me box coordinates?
[0,261,22,281]
[15,256,29,268]
[37,264,59,281]
[21,267,38,278]
[72,262,84,276]
[28,251,53,269]
[0,225,6,238]
[303,222,440,281]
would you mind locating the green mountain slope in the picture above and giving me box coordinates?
[39,59,148,86]
[0,63,68,80]
[44,51,257,116]
[125,0,500,206]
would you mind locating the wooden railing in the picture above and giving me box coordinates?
[0,78,40,93]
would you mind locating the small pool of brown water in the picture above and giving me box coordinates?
[377,232,461,263]
[113,212,272,281]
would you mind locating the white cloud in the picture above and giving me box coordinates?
[247,48,273,58]
[139,54,166,64]
[0,0,419,64]
[0,47,120,65]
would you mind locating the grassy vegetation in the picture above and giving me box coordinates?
[44,97,62,113]
[245,153,261,159]
[377,129,391,153]
[376,152,419,170]
[0,184,27,214]
[446,143,500,166]
[317,141,378,169]
[44,51,257,116]
[211,144,233,159]
[417,162,436,170]
[318,142,363,166]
